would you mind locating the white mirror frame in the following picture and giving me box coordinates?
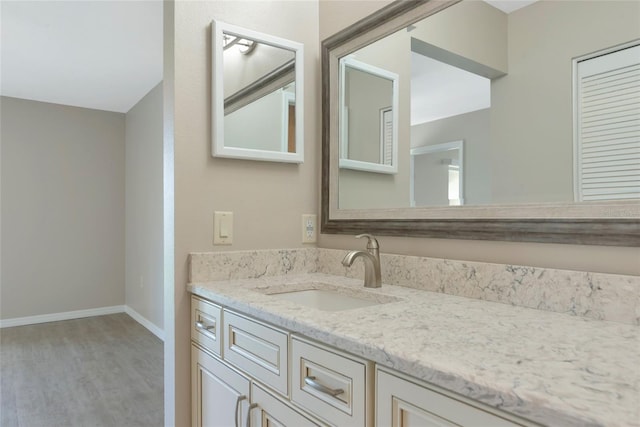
[339,56,399,174]
[211,19,304,163]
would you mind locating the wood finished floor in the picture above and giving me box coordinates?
[1,313,163,427]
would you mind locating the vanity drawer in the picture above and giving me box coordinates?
[291,335,372,427]
[191,296,222,356]
[376,367,532,427]
[223,309,289,396]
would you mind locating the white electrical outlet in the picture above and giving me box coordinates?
[302,214,317,243]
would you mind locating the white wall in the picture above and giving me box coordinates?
[410,0,507,74]
[171,2,320,425]
[125,83,164,333]
[225,88,288,151]
[0,97,126,320]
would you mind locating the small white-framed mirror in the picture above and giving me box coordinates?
[339,56,398,174]
[212,19,304,163]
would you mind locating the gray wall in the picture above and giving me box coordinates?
[125,83,164,332]
[490,0,640,203]
[1,97,126,320]
[411,109,491,205]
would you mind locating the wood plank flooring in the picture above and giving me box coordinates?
[1,313,163,427]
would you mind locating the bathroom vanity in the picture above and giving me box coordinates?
[187,253,639,427]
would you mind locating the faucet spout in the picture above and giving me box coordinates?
[342,250,382,288]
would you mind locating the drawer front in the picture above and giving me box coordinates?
[223,309,289,396]
[376,368,528,427]
[191,296,222,356]
[291,336,371,427]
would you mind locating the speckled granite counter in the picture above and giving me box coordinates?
[189,273,639,427]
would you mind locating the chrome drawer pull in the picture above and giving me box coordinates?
[195,320,215,332]
[304,376,344,397]
[246,403,259,427]
[235,395,247,427]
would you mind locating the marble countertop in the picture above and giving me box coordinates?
[188,273,639,427]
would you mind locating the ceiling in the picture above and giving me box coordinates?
[484,0,538,14]
[411,52,490,126]
[0,0,531,114]
[0,0,163,113]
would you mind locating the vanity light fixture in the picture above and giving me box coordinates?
[223,34,256,55]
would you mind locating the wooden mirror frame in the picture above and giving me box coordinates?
[321,0,640,246]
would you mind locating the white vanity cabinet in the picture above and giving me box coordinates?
[192,297,222,356]
[192,345,250,427]
[291,336,372,427]
[191,295,535,427]
[191,296,329,427]
[192,343,322,427]
[376,367,533,427]
[223,309,289,397]
[250,382,324,427]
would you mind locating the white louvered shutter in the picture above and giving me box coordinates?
[576,44,640,201]
[381,108,393,165]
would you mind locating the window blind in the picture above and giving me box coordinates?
[576,44,640,201]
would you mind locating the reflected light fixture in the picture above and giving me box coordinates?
[223,34,257,55]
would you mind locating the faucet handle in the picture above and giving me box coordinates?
[355,233,379,250]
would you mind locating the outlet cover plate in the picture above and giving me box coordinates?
[302,214,317,243]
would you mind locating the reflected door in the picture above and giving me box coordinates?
[411,141,463,207]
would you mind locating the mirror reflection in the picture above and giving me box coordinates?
[337,0,640,209]
[212,20,304,163]
[339,57,398,174]
[411,141,464,207]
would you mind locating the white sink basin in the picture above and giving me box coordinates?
[270,289,381,311]
[258,283,401,312]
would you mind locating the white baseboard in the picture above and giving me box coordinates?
[0,305,126,328]
[0,305,165,341]
[124,306,165,341]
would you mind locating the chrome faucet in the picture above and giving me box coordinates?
[342,234,382,288]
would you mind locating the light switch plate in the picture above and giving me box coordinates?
[214,211,233,245]
[302,214,317,243]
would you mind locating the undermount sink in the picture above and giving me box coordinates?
[257,283,401,312]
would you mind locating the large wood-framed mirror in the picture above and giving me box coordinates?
[321,0,640,246]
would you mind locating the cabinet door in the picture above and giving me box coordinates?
[192,345,251,427]
[250,383,325,427]
[376,368,524,427]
